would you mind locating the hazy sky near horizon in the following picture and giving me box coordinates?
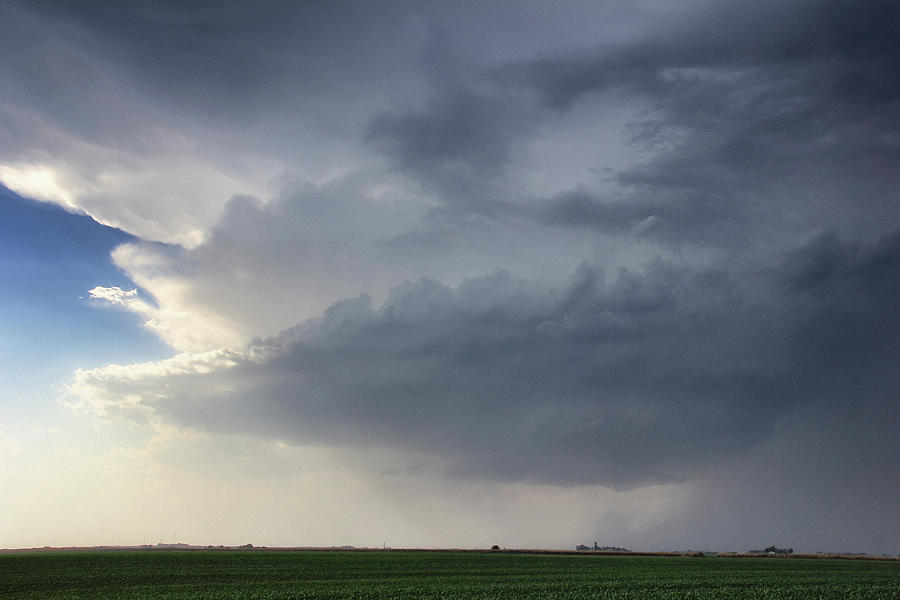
[1,0,898,553]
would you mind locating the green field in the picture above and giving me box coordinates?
[2,550,898,599]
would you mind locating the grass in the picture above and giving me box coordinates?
[2,550,899,599]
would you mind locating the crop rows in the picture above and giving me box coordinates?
[2,551,898,599]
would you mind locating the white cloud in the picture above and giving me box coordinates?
[0,164,80,209]
[88,286,138,304]
[0,149,273,247]
[88,282,244,353]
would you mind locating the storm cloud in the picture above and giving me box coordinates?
[72,228,900,491]
[4,0,898,552]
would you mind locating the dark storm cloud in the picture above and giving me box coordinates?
[0,0,430,181]
[75,229,900,490]
[366,87,527,207]
[510,0,900,109]
[513,0,898,245]
[8,0,418,110]
[538,188,733,244]
[778,229,900,388]
[362,15,539,214]
[340,1,900,254]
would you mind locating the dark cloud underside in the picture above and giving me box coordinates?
[80,230,900,490]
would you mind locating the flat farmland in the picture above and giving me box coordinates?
[2,550,898,599]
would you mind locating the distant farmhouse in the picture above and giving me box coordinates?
[576,542,630,552]
[748,545,793,555]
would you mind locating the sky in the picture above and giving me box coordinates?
[0,0,898,554]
